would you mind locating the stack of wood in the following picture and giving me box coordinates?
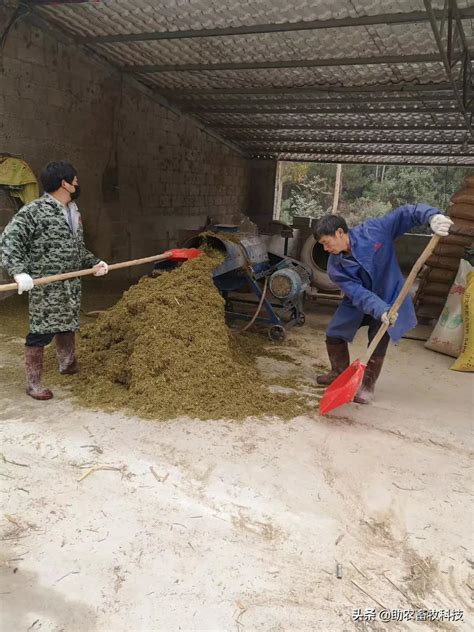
[414,174,474,321]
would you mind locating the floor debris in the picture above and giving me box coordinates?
[76,465,126,482]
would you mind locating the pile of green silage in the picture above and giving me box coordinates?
[48,251,310,420]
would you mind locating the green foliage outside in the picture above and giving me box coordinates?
[279,162,473,232]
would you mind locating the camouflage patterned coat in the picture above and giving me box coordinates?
[0,194,100,333]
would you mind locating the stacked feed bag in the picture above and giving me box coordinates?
[425,259,473,357]
[451,272,474,372]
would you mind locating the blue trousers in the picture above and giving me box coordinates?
[327,315,389,357]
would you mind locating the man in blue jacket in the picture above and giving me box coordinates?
[314,205,453,404]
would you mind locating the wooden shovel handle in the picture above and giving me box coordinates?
[364,234,441,363]
[0,252,173,293]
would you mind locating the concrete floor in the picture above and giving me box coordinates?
[0,292,473,632]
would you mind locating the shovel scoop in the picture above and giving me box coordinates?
[164,248,202,262]
[319,234,442,416]
[319,359,367,416]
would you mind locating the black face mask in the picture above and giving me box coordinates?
[70,184,81,201]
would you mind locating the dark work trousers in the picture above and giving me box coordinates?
[25,331,73,347]
[327,315,390,357]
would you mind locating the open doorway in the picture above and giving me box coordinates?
[274,161,474,290]
[275,161,474,227]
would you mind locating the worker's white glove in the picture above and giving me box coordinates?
[382,311,398,326]
[13,273,34,295]
[429,214,453,237]
[93,261,108,276]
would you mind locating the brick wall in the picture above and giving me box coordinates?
[247,161,278,231]
[0,10,253,280]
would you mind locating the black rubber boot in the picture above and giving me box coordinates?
[353,355,385,404]
[55,332,80,375]
[25,346,53,400]
[316,341,350,386]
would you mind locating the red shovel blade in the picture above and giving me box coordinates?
[319,359,367,416]
[165,248,203,262]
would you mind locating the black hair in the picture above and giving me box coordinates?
[40,161,77,193]
[313,215,349,239]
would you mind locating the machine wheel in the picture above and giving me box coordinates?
[300,235,339,292]
[268,324,286,342]
[295,312,306,326]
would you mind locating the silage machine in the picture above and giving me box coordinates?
[182,228,312,341]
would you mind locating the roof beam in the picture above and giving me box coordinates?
[123,53,442,74]
[246,146,474,157]
[162,82,454,97]
[195,105,457,115]
[215,123,466,131]
[31,1,90,4]
[233,137,468,146]
[261,156,474,166]
[423,0,474,137]
[180,94,457,108]
[75,7,474,45]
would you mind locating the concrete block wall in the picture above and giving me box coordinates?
[247,161,278,232]
[0,9,252,279]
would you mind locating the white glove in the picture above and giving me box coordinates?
[13,273,34,295]
[93,261,108,276]
[382,311,398,326]
[429,214,453,237]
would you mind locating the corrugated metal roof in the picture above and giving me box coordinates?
[270,153,474,164]
[36,0,448,35]
[28,0,474,165]
[196,111,468,127]
[91,22,440,66]
[133,63,448,90]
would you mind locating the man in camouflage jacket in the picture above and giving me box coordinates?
[0,161,108,400]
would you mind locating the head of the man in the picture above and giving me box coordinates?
[40,161,80,201]
[313,215,350,255]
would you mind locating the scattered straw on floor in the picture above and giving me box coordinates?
[45,251,311,420]
[0,294,29,338]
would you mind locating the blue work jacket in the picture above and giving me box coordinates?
[326,204,440,343]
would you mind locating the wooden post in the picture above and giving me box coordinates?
[273,161,283,220]
[332,163,342,214]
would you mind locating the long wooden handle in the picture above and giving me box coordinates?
[364,234,441,363]
[0,252,173,293]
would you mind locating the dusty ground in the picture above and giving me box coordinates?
[0,283,473,632]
